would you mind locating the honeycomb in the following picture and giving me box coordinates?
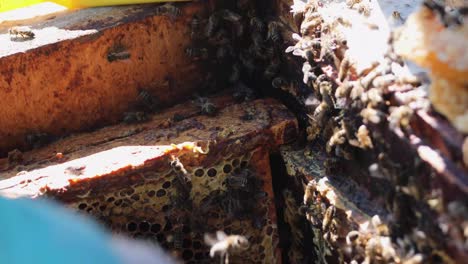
[68,148,279,263]
[0,96,294,263]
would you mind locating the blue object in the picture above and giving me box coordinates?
[0,197,122,264]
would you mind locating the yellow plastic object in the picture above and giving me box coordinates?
[0,0,191,12]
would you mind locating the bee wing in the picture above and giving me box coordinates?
[204,233,218,246]
[216,230,227,241]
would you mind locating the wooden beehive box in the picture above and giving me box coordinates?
[0,0,467,263]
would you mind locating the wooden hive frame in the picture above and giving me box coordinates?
[0,94,297,263]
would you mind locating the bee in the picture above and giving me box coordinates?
[220,9,243,37]
[216,44,234,60]
[225,168,253,190]
[156,3,181,21]
[25,132,53,149]
[300,17,323,36]
[264,60,280,80]
[309,38,321,51]
[232,82,256,102]
[360,107,384,124]
[356,2,372,16]
[65,165,86,176]
[122,111,148,124]
[303,180,317,205]
[335,81,354,99]
[193,96,218,116]
[206,13,221,37]
[372,74,396,90]
[107,51,131,62]
[346,230,360,245]
[307,102,329,137]
[363,88,383,107]
[272,76,288,89]
[185,47,209,60]
[249,17,265,33]
[267,21,282,43]
[336,16,353,27]
[338,52,352,82]
[138,89,159,112]
[219,9,242,23]
[229,63,241,83]
[388,106,413,130]
[172,224,184,250]
[302,62,317,85]
[204,231,249,264]
[239,52,256,75]
[346,0,362,8]
[391,11,404,21]
[221,192,244,218]
[251,34,265,53]
[190,15,202,39]
[319,81,336,108]
[326,127,347,153]
[349,125,374,149]
[170,156,191,189]
[7,149,23,165]
[225,176,249,189]
[264,45,276,58]
[9,26,35,41]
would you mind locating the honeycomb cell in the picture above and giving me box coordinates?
[162,181,171,189]
[139,221,150,232]
[240,161,248,168]
[86,207,93,213]
[182,250,194,261]
[78,203,87,210]
[207,168,217,177]
[147,190,156,197]
[194,168,204,177]
[114,199,123,206]
[127,222,138,232]
[223,164,233,174]
[232,159,240,167]
[183,238,191,248]
[151,223,162,233]
[99,205,107,212]
[131,194,140,201]
[156,189,167,197]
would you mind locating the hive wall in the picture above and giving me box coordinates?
[0,2,209,155]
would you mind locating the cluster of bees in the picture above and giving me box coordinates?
[282,0,464,263]
[300,180,339,246]
[186,1,285,102]
[285,1,427,169]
